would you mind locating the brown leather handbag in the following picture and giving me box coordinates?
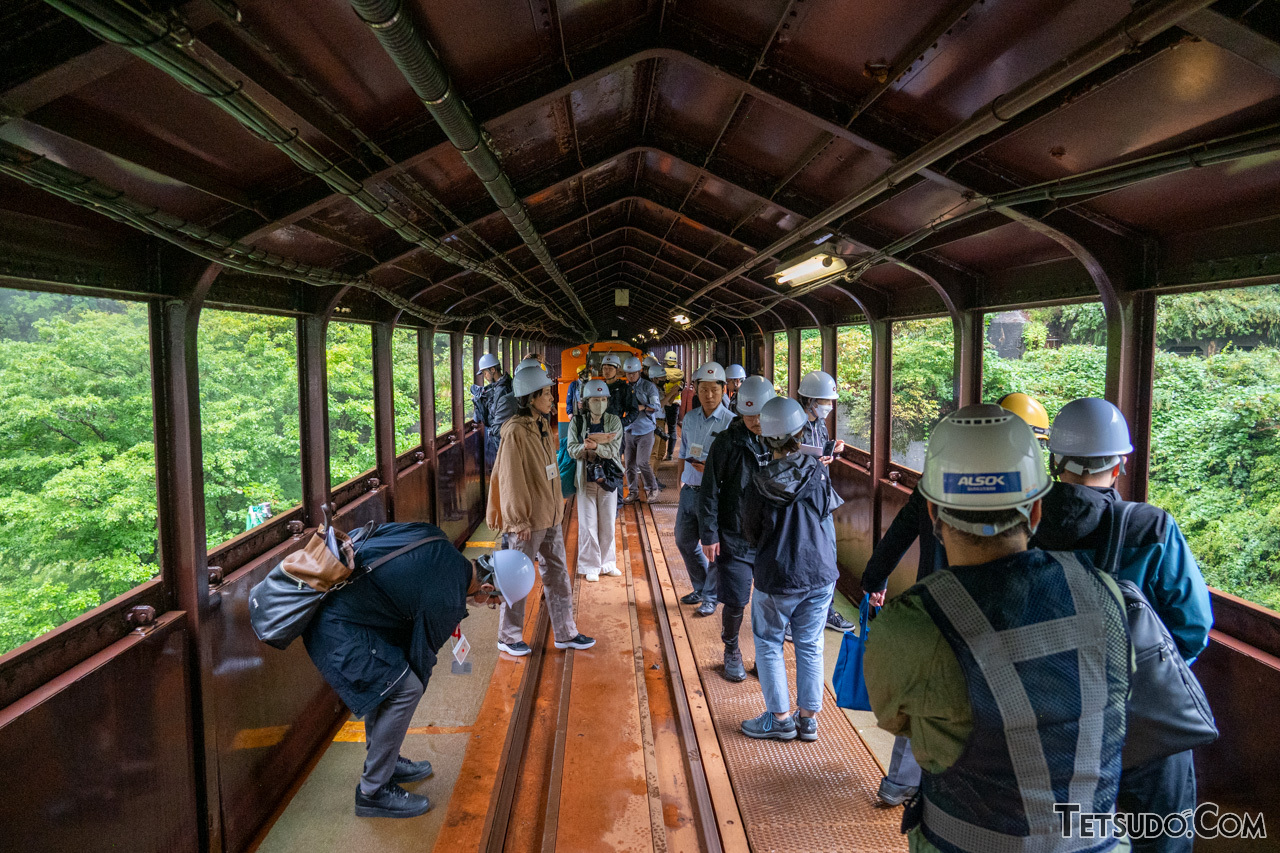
[278,504,355,592]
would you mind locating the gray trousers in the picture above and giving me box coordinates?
[497,525,578,645]
[625,431,659,494]
[360,669,425,794]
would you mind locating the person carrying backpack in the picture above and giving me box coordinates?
[1032,397,1213,853]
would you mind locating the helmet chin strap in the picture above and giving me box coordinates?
[935,502,1036,538]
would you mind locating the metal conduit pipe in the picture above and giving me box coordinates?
[349,0,596,336]
[0,139,552,333]
[681,0,1218,319]
[44,0,580,335]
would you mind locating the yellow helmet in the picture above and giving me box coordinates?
[665,350,677,363]
[998,393,1050,440]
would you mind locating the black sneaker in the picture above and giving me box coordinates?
[877,777,918,806]
[497,640,531,657]
[783,623,793,643]
[741,711,797,741]
[694,600,717,617]
[826,608,856,632]
[390,756,434,783]
[354,782,431,818]
[721,648,746,682]
[655,427,669,441]
[554,633,596,650]
[680,591,703,605]
[792,712,818,742]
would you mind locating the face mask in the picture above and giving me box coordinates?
[811,403,833,419]
[588,398,608,416]
[764,435,792,451]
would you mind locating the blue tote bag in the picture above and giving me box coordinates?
[832,595,877,711]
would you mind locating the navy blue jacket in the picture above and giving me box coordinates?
[743,453,838,595]
[698,417,766,553]
[303,523,470,716]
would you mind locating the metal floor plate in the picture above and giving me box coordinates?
[647,470,907,853]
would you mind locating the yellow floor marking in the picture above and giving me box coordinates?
[465,540,497,548]
[333,721,473,743]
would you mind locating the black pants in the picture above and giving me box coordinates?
[1116,749,1196,853]
[664,404,679,447]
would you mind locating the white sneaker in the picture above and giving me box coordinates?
[600,566,622,577]
[585,571,600,582]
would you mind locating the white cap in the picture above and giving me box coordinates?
[694,361,726,384]
[492,549,535,603]
[512,365,554,397]
[919,404,1052,535]
[725,364,747,380]
[516,357,542,372]
[623,356,643,374]
[582,379,610,399]
[736,375,775,413]
[477,352,501,373]
[601,353,622,368]
[758,396,807,439]
[797,370,838,400]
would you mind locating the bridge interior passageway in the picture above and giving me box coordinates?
[254,460,904,852]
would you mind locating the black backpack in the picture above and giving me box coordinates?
[1097,501,1218,769]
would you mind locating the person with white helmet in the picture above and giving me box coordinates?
[738,396,839,742]
[471,352,516,470]
[647,362,673,464]
[598,352,636,428]
[487,365,595,656]
[794,370,855,633]
[660,350,685,460]
[567,379,624,582]
[302,522,520,818]
[724,363,747,412]
[1031,397,1212,852]
[865,405,1131,853]
[699,375,775,681]
[622,355,662,504]
[676,362,736,616]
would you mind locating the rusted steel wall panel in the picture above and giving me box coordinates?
[209,533,346,853]
[435,437,472,547]
[1191,633,1280,851]
[333,486,390,532]
[462,427,486,536]
[0,613,199,853]
[395,455,434,523]
[830,457,874,603]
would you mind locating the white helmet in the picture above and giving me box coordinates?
[797,369,838,400]
[647,364,666,380]
[1049,397,1132,475]
[516,356,542,372]
[512,364,553,397]
[694,361,726,384]
[665,350,677,363]
[736,375,775,414]
[725,363,747,380]
[919,404,1052,535]
[477,352,501,373]
[623,356,643,374]
[758,396,808,439]
[488,549,535,603]
[582,379,610,399]
[601,353,622,368]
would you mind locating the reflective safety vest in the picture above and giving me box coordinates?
[916,550,1129,853]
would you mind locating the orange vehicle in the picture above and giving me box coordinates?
[557,341,642,418]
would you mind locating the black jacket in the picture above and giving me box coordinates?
[1031,482,1166,553]
[861,484,947,594]
[474,373,516,433]
[303,523,470,716]
[698,418,766,553]
[605,377,635,426]
[743,453,838,595]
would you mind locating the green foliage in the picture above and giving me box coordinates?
[834,325,873,448]
[393,328,422,456]
[891,318,955,458]
[434,333,453,434]
[799,328,822,376]
[198,310,302,547]
[773,331,788,392]
[327,322,376,485]
[0,299,159,654]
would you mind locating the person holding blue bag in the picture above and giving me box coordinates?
[738,397,837,743]
[831,594,877,711]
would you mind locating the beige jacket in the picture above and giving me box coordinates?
[486,414,565,535]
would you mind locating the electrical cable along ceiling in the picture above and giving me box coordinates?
[2,0,1280,343]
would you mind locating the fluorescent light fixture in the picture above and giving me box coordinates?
[615,288,630,306]
[772,251,847,287]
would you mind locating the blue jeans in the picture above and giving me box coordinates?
[885,736,921,789]
[676,486,716,603]
[752,583,835,714]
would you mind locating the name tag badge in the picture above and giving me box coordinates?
[690,443,704,459]
[546,463,557,481]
